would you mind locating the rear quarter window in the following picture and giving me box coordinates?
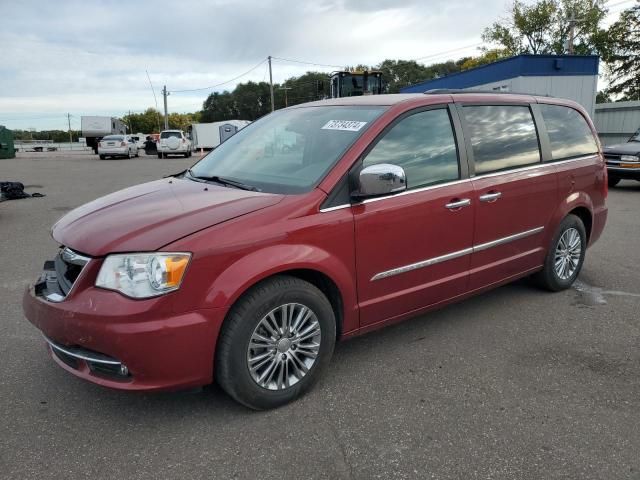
[539,104,598,160]
[463,105,541,174]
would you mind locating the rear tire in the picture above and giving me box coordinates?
[157,153,162,159]
[216,275,336,410]
[99,155,106,160]
[608,177,620,188]
[533,214,586,291]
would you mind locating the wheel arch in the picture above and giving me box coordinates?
[204,244,358,339]
[548,192,594,245]
[568,205,593,243]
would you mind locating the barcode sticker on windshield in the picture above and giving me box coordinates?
[321,120,367,132]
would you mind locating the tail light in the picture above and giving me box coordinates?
[121,141,126,147]
[99,142,103,148]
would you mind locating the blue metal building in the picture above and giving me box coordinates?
[400,54,599,115]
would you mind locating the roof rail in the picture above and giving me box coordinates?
[424,88,551,97]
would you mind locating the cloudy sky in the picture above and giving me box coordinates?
[0,0,627,131]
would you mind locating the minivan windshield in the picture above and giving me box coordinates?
[188,106,385,194]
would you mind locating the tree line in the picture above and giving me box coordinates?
[12,0,638,136]
[195,0,639,123]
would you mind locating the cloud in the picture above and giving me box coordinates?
[1,0,506,129]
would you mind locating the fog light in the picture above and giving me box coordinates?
[119,364,129,376]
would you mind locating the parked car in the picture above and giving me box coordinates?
[129,133,146,150]
[602,127,640,187]
[23,93,607,409]
[97,135,138,159]
[157,130,192,158]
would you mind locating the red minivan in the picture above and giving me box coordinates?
[24,92,608,409]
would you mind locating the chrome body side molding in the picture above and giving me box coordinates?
[371,226,545,281]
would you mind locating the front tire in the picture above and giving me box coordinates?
[99,155,106,160]
[216,275,336,410]
[608,177,620,188]
[533,214,586,291]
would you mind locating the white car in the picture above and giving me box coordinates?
[98,135,138,159]
[157,130,192,158]
[129,133,147,150]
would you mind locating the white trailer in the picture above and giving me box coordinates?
[81,116,127,153]
[190,120,251,150]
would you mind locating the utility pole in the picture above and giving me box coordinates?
[162,85,169,129]
[279,86,292,107]
[67,113,73,150]
[268,56,275,112]
[567,11,576,54]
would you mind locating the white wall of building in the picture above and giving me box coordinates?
[593,101,640,146]
[466,75,598,118]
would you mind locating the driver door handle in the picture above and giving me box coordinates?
[479,191,502,202]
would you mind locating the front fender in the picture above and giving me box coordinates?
[203,244,359,333]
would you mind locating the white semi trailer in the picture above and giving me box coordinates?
[81,116,127,154]
[189,120,251,150]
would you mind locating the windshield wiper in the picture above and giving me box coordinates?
[186,169,261,192]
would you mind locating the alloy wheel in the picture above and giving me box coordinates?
[247,303,321,391]
[554,227,582,280]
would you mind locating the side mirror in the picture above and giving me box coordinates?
[353,163,406,199]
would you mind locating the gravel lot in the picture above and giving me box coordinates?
[1,151,640,479]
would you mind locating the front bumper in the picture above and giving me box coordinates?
[607,165,640,180]
[23,260,227,391]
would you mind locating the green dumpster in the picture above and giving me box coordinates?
[0,126,16,159]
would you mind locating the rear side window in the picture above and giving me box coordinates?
[539,104,598,160]
[463,105,540,174]
[362,108,459,189]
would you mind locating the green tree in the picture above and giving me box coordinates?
[376,59,468,93]
[482,0,608,56]
[596,90,612,103]
[460,49,510,70]
[602,2,640,100]
[122,108,164,133]
[280,71,327,106]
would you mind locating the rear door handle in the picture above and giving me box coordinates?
[479,191,502,202]
[445,198,471,210]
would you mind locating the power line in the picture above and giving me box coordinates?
[271,56,345,69]
[170,59,268,93]
[411,43,484,62]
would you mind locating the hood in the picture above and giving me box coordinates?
[53,178,284,256]
[603,141,640,156]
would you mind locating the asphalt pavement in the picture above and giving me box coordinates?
[1,151,639,479]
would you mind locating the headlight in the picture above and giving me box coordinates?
[96,252,191,298]
[620,155,639,162]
